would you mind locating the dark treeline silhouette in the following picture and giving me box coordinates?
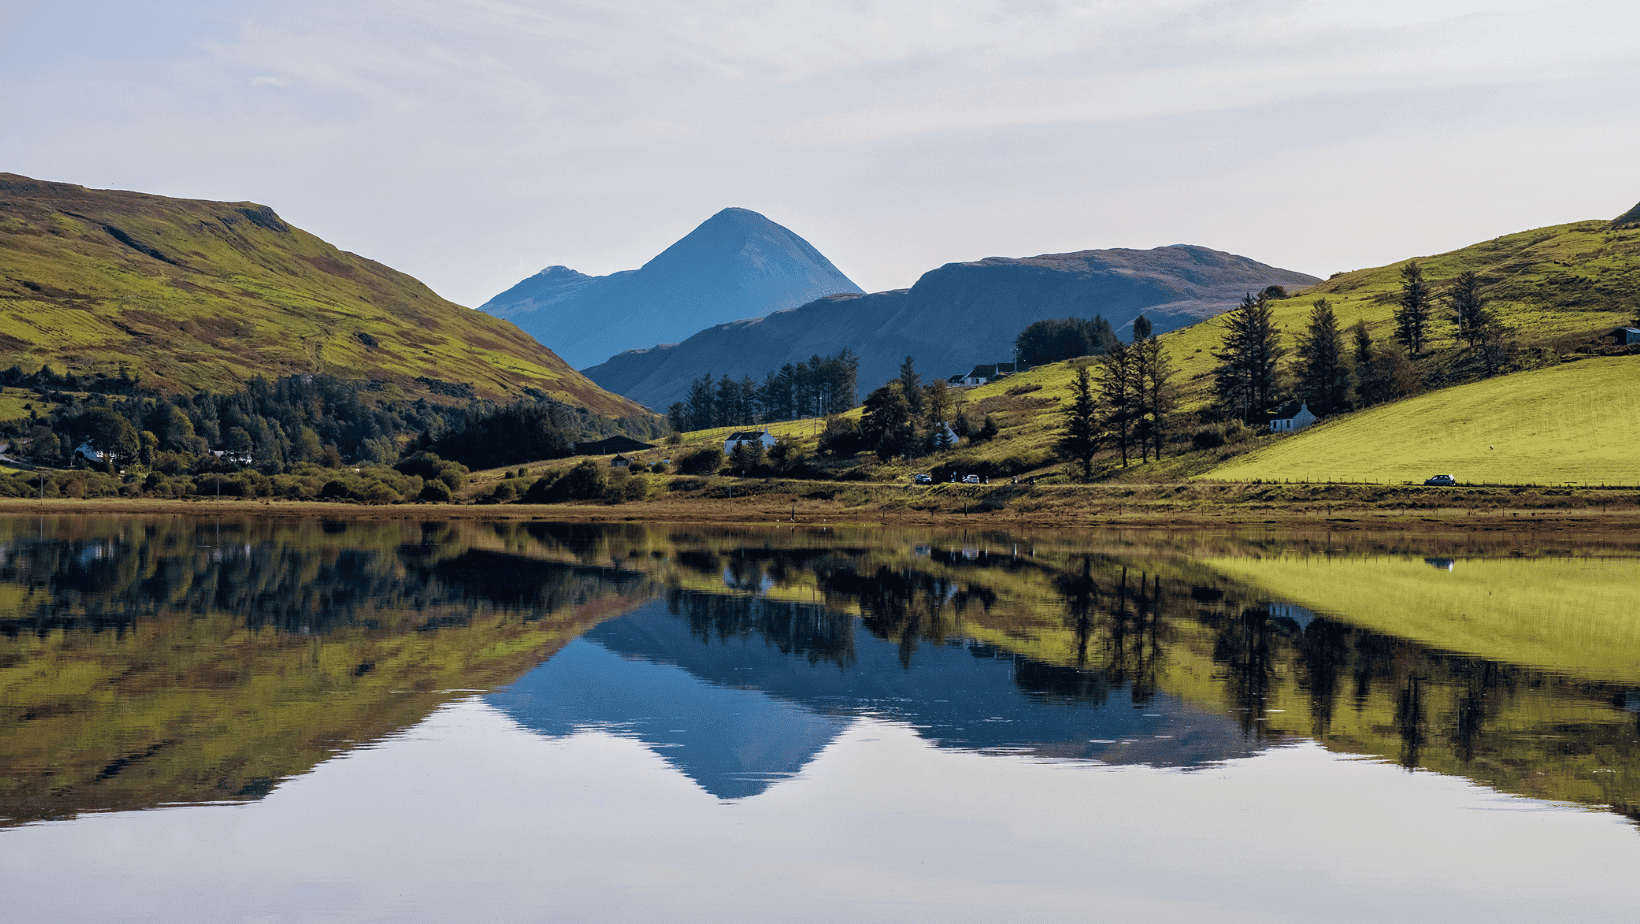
[668,350,859,433]
[665,588,857,669]
[0,372,661,498]
[0,519,651,637]
[1014,316,1120,366]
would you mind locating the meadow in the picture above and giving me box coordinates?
[1202,553,1640,680]
[1198,355,1640,486]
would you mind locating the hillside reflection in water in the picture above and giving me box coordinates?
[1,516,1638,923]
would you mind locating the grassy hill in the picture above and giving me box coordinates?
[1198,355,1640,486]
[0,174,647,417]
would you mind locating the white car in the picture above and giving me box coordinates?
[962,474,980,484]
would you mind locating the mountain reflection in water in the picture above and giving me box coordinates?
[0,516,1637,831]
[490,595,1256,799]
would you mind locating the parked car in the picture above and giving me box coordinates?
[1424,474,1457,486]
[962,474,981,484]
[913,473,932,484]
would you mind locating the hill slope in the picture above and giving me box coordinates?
[585,244,1319,411]
[1196,355,1640,485]
[0,174,646,416]
[479,207,863,369]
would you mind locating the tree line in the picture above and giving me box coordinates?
[1209,263,1515,427]
[1057,315,1175,478]
[667,350,859,433]
[0,372,661,485]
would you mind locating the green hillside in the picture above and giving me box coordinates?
[1157,219,1640,410]
[0,174,646,417]
[1198,355,1640,485]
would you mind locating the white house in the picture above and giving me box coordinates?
[74,442,109,464]
[723,430,777,455]
[1268,403,1318,433]
[958,362,1025,387]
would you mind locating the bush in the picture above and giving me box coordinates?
[419,479,454,503]
[817,418,865,457]
[1190,420,1252,451]
[677,447,723,476]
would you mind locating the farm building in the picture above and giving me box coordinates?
[723,430,777,454]
[1268,402,1318,433]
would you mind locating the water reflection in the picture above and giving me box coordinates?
[0,516,1637,831]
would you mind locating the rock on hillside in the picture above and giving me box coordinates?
[0,173,647,417]
[583,244,1319,412]
[1614,200,1640,229]
[480,208,863,369]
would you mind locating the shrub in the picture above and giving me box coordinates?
[677,447,723,476]
[419,479,454,503]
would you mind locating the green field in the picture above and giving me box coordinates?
[1203,554,1640,680]
[1197,355,1640,485]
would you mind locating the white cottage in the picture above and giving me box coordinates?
[723,430,777,455]
[1268,403,1318,433]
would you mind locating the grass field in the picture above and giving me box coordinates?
[1197,355,1640,486]
[1203,554,1640,680]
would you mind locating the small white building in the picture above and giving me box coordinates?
[1269,403,1318,433]
[723,430,777,455]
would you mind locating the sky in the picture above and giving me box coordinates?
[1,0,1636,308]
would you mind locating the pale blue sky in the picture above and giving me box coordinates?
[2,0,1635,308]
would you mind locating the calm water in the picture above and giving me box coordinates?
[1,516,1638,922]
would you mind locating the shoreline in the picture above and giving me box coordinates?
[4,479,1638,536]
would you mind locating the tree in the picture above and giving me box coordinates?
[1447,270,1492,349]
[1014,316,1120,366]
[861,381,916,460]
[897,356,924,419]
[1351,320,1418,407]
[1294,298,1350,416]
[923,378,952,428]
[1135,330,1175,460]
[1395,260,1432,356]
[1213,291,1285,423]
[1057,365,1100,479]
[1098,342,1139,466]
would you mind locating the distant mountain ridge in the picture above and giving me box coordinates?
[584,244,1320,412]
[479,207,864,369]
[0,173,646,416]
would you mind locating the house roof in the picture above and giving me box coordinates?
[965,364,997,379]
[725,430,769,442]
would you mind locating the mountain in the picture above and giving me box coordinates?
[478,207,864,369]
[0,173,646,416]
[1614,200,1640,229]
[583,244,1320,412]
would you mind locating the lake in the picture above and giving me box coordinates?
[2,515,1637,922]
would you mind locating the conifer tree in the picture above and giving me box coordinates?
[1395,260,1431,356]
[1212,291,1284,423]
[1294,298,1350,416]
[1447,270,1492,349]
[1099,342,1137,467]
[1057,365,1100,480]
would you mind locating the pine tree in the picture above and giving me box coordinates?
[1212,291,1285,423]
[1447,270,1491,349]
[1294,298,1350,416]
[1137,334,1175,460]
[897,356,924,419]
[1395,260,1431,356]
[1099,342,1138,467]
[1057,365,1100,480]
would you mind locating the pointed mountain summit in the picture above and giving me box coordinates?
[480,208,863,369]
